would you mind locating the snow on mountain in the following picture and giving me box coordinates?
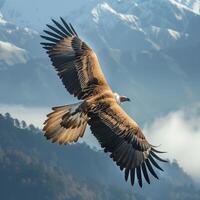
[0,12,71,107]
[0,12,6,24]
[1,0,97,30]
[175,0,200,14]
[0,40,27,66]
[1,0,198,49]
[88,0,195,51]
[168,28,181,39]
[169,0,200,15]
[0,0,199,116]
[92,2,141,31]
[108,0,200,16]
[67,0,200,121]
[0,12,42,59]
[0,12,28,66]
[108,0,199,30]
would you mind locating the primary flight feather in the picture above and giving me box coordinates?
[41,17,167,187]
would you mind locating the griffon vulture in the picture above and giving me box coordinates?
[41,18,167,187]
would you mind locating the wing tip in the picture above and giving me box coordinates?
[41,17,78,45]
[125,150,167,187]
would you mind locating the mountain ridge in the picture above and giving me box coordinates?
[0,113,200,200]
[0,0,199,124]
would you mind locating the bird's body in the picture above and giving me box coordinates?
[41,18,167,187]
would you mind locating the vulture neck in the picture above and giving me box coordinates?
[114,93,121,104]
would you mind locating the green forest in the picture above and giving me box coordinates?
[0,113,199,200]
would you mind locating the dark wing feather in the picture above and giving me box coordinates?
[41,18,110,100]
[88,101,167,187]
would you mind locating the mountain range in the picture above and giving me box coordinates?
[0,1,200,198]
[0,0,199,124]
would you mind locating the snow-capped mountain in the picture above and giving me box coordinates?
[0,13,27,67]
[0,0,97,30]
[0,12,41,59]
[109,0,200,15]
[0,40,27,66]
[0,0,199,122]
[89,0,200,49]
[1,0,199,50]
[68,0,200,120]
[0,12,69,106]
[72,0,200,63]
[0,13,29,67]
[176,0,200,14]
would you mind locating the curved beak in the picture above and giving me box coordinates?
[120,96,131,103]
[126,97,131,102]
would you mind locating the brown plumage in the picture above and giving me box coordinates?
[41,18,167,187]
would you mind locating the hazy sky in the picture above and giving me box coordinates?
[144,103,200,183]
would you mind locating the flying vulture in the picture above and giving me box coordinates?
[41,18,167,187]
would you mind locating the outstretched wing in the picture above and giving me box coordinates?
[88,101,167,187]
[41,18,110,100]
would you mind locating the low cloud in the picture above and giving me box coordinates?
[0,104,50,128]
[144,104,200,182]
[0,41,28,66]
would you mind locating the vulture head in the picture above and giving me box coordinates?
[114,93,131,104]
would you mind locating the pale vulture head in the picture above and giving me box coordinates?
[114,93,131,104]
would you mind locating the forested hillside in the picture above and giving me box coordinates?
[0,113,200,200]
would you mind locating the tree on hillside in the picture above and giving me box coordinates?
[14,118,20,128]
[21,120,27,129]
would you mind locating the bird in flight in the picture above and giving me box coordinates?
[41,18,167,187]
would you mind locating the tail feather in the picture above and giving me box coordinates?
[43,102,88,144]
